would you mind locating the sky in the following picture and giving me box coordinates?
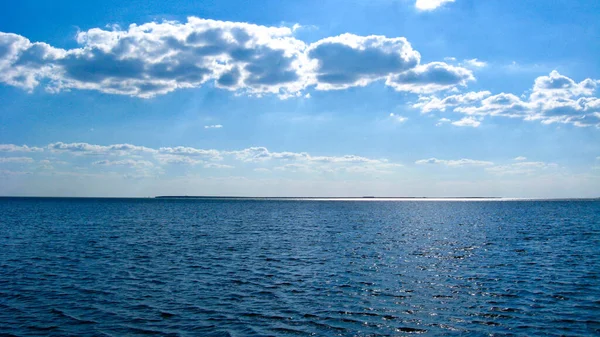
[0,0,599,198]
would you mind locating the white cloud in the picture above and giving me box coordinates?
[204,163,233,169]
[229,147,277,162]
[486,161,559,175]
[413,91,491,113]
[17,142,402,176]
[0,144,44,152]
[0,17,472,98]
[309,33,420,90]
[514,156,527,161]
[274,163,315,173]
[415,158,493,167]
[451,116,481,127]
[92,159,154,168]
[204,124,223,129]
[158,146,222,160]
[389,113,408,123]
[435,117,451,126]
[386,62,474,93]
[532,70,597,99]
[154,154,203,165]
[48,142,155,155]
[0,157,34,163]
[311,155,393,165]
[228,146,394,168]
[462,58,487,68]
[414,71,600,127]
[415,0,455,11]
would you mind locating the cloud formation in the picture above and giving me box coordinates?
[415,0,455,11]
[414,71,600,127]
[0,144,44,152]
[0,142,402,176]
[485,161,559,175]
[461,58,487,69]
[451,117,481,127]
[308,34,420,90]
[0,17,471,98]
[92,159,154,168]
[415,158,493,167]
[48,142,155,155]
[386,62,474,93]
[389,113,408,123]
[0,157,35,163]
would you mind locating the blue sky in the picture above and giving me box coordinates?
[1,0,599,197]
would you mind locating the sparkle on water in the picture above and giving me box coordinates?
[1,198,599,336]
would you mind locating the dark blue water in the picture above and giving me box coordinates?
[0,198,599,336]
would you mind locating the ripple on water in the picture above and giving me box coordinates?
[0,198,599,336]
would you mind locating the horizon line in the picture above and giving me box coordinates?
[0,196,599,201]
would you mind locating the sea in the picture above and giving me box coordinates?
[0,197,599,336]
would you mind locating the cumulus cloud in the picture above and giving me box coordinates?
[451,116,481,127]
[386,62,474,93]
[514,156,527,161]
[414,91,491,113]
[415,0,455,11]
[48,142,155,155]
[0,144,44,152]
[414,71,600,127]
[204,124,223,129]
[415,158,493,167]
[308,34,420,90]
[0,17,472,98]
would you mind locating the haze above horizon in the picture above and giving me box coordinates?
[1,0,599,197]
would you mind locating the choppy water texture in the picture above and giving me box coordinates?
[1,198,599,336]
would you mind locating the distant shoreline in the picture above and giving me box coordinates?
[0,196,598,201]
[154,196,503,199]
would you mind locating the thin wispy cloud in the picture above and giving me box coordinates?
[415,0,455,11]
[389,113,408,123]
[0,157,34,163]
[415,158,494,167]
[0,142,404,175]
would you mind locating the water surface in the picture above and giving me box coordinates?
[1,198,599,336]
